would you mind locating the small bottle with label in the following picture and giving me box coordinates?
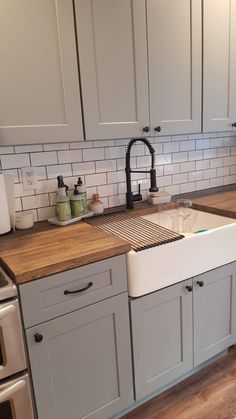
[56,176,72,221]
[77,177,88,213]
[70,185,84,217]
[90,194,104,215]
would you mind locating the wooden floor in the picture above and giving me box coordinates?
[123,347,236,419]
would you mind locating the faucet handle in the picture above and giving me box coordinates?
[138,183,141,195]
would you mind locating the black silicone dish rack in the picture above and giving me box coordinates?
[85,211,184,252]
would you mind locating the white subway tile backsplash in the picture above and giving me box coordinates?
[164,164,180,176]
[0,146,15,155]
[210,158,224,168]
[1,153,30,169]
[231,165,236,175]
[15,144,43,153]
[83,148,105,161]
[1,131,236,221]
[58,150,82,164]
[85,173,107,187]
[15,183,34,198]
[108,194,126,208]
[31,151,57,166]
[224,175,236,185]
[22,194,49,210]
[231,146,236,156]
[15,197,22,211]
[72,162,95,175]
[196,160,210,170]
[224,156,236,166]
[107,171,126,184]
[98,184,118,197]
[36,179,58,194]
[93,139,115,147]
[105,146,125,159]
[210,178,223,188]
[37,206,56,221]
[172,152,187,163]
[195,139,210,150]
[210,138,224,148]
[217,166,230,177]
[69,141,92,149]
[96,159,117,173]
[180,140,195,151]
[203,168,217,179]
[180,161,196,172]
[164,184,181,195]
[157,175,172,187]
[47,164,72,179]
[173,173,188,185]
[196,179,210,190]
[188,150,203,161]
[156,154,172,165]
[203,149,217,159]
[180,182,196,194]
[217,147,230,158]
[188,171,203,182]
[137,156,151,167]
[164,142,179,153]
[44,143,69,151]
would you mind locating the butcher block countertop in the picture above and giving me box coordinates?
[192,191,236,218]
[0,222,131,284]
[1,184,236,285]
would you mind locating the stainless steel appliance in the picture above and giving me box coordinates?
[0,266,34,419]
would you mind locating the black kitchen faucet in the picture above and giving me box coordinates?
[125,138,158,209]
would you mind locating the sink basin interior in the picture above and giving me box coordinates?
[141,209,236,235]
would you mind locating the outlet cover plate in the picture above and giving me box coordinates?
[22,167,38,190]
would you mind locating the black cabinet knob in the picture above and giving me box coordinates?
[185,285,193,292]
[143,126,150,133]
[154,126,161,132]
[34,333,43,343]
[197,280,204,287]
[232,123,236,128]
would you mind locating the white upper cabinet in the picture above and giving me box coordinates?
[75,0,150,140]
[203,0,236,132]
[147,0,202,136]
[0,0,84,145]
[76,0,201,140]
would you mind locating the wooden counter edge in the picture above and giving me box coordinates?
[0,242,131,285]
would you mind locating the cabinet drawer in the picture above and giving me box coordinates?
[19,255,127,328]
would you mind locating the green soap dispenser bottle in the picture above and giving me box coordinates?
[56,175,72,221]
[70,185,84,217]
[77,177,88,213]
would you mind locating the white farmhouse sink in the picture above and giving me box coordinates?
[127,209,236,297]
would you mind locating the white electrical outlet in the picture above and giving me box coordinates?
[22,167,38,190]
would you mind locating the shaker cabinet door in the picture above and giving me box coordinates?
[130,280,193,401]
[147,0,202,136]
[203,0,236,132]
[75,0,149,140]
[193,263,236,367]
[26,293,133,419]
[0,0,84,145]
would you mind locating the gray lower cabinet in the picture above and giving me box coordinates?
[26,293,133,419]
[193,263,236,367]
[130,280,193,401]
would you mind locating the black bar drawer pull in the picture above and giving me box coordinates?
[64,282,93,295]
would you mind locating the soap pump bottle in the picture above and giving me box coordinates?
[56,175,72,221]
[70,185,84,217]
[77,177,88,213]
